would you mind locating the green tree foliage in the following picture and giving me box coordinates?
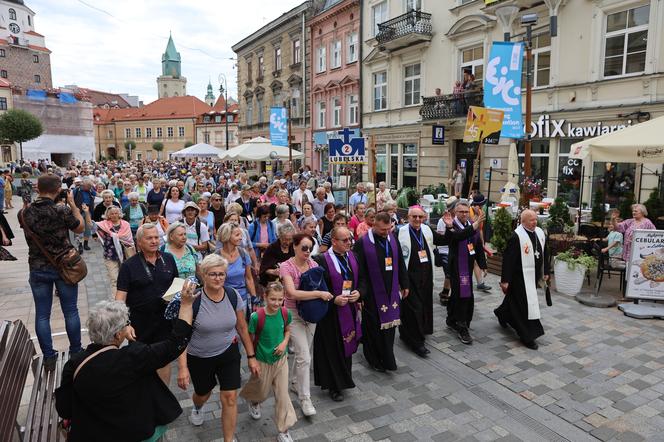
[644,190,664,223]
[152,141,165,160]
[490,207,513,254]
[547,196,573,233]
[618,192,635,220]
[0,109,43,160]
[124,140,136,159]
[184,141,194,148]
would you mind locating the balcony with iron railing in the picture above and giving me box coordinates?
[419,90,483,121]
[375,10,433,51]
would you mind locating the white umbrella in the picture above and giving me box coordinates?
[219,136,304,161]
[170,143,224,158]
[569,115,664,163]
[500,142,520,204]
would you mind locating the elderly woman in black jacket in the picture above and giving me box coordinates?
[55,280,198,442]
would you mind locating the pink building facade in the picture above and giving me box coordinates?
[308,0,360,173]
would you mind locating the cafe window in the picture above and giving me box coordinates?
[557,139,582,207]
[376,144,387,185]
[403,143,418,188]
[592,161,636,207]
[517,140,550,184]
[378,143,418,189]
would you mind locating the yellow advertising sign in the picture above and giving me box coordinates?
[485,0,499,4]
[462,106,505,145]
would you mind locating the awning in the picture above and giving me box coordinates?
[219,136,304,161]
[170,143,224,158]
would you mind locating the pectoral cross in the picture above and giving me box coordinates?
[381,305,388,313]
[534,250,540,259]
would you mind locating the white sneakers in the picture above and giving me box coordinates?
[189,407,204,426]
[301,398,317,417]
[249,402,261,420]
[277,431,294,442]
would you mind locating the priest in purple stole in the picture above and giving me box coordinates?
[353,212,409,372]
[313,227,362,402]
[444,200,487,345]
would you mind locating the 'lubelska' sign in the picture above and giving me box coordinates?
[529,115,632,139]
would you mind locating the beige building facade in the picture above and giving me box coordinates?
[362,0,664,206]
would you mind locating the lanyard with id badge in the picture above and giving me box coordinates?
[338,255,353,296]
[382,238,393,271]
[410,226,429,263]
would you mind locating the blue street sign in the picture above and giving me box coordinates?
[329,128,366,164]
[269,107,288,147]
[432,125,445,145]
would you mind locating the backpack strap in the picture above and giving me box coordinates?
[192,294,202,320]
[280,307,288,327]
[224,285,238,311]
[195,219,201,244]
[253,307,266,349]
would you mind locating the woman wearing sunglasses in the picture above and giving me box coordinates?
[279,233,333,418]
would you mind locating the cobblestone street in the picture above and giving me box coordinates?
[2,203,664,441]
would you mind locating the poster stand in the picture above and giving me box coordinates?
[617,229,664,319]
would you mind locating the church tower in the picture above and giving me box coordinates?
[157,34,187,98]
[204,80,215,107]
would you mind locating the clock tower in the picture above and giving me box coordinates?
[157,34,187,98]
[0,0,53,90]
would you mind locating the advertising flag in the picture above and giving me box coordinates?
[463,106,504,145]
[484,41,524,139]
[269,107,289,147]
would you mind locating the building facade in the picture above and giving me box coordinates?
[361,0,664,206]
[195,96,240,149]
[232,1,320,169]
[94,95,211,160]
[0,0,52,91]
[157,35,187,98]
[0,78,13,162]
[309,0,361,172]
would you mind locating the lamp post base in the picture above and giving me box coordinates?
[618,302,664,319]
[575,292,617,308]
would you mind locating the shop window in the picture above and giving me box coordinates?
[593,161,636,208]
[517,140,550,185]
[557,139,582,207]
[376,144,387,185]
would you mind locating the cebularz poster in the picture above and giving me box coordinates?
[626,229,664,300]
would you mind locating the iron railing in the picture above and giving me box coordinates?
[419,90,484,120]
[376,10,433,45]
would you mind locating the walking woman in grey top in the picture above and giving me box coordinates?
[176,254,259,442]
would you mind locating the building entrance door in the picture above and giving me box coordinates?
[454,141,479,197]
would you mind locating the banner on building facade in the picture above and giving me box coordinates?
[484,41,524,139]
[329,128,366,164]
[462,106,505,145]
[269,107,289,147]
[626,229,664,301]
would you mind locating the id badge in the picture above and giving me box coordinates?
[342,280,352,297]
[418,250,428,263]
[467,243,476,255]
[385,257,393,271]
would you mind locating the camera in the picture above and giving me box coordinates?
[59,188,69,202]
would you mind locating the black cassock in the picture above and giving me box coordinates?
[354,235,408,371]
[312,253,358,392]
[495,230,550,342]
[399,228,447,349]
[445,223,486,328]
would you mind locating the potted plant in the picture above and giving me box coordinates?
[618,192,635,220]
[396,187,420,221]
[553,248,597,295]
[486,207,513,275]
[547,196,573,234]
[591,189,606,225]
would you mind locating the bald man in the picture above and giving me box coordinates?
[496,209,550,350]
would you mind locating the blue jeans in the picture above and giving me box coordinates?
[28,267,82,358]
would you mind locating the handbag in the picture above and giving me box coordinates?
[122,244,136,259]
[297,267,329,323]
[20,210,88,285]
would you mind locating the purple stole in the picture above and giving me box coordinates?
[362,232,401,329]
[324,251,362,357]
[454,218,475,299]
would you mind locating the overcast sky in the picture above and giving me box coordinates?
[29,0,305,104]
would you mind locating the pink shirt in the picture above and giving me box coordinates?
[356,221,371,239]
[279,257,318,309]
[348,215,362,238]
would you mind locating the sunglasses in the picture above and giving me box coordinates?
[300,245,312,252]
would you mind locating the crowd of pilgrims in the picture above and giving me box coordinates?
[33,160,546,442]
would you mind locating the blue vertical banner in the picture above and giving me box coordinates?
[484,41,524,139]
[269,107,289,147]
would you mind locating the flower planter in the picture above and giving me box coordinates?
[486,253,502,276]
[554,258,587,295]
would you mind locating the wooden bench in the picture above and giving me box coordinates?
[0,320,70,442]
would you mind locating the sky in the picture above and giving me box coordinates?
[29,0,305,104]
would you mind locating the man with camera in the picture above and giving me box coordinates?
[19,174,86,371]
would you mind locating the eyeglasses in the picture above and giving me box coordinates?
[207,272,227,279]
[300,245,312,252]
[335,237,352,243]
[410,215,426,219]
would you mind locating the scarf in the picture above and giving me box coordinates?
[324,250,362,357]
[515,224,545,320]
[454,217,474,299]
[95,219,134,262]
[363,230,401,329]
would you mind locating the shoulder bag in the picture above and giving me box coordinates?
[20,210,88,285]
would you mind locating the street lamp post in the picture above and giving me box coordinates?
[521,13,537,178]
[218,74,230,150]
[283,95,293,172]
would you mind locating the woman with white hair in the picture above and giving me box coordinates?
[376,181,393,212]
[217,222,257,318]
[122,191,148,237]
[612,204,655,262]
[95,206,134,294]
[55,289,197,442]
[162,222,199,279]
[273,204,294,232]
[92,189,120,222]
[174,255,259,441]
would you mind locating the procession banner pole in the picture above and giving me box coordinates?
[468,139,483,198]
[371,135,378,211]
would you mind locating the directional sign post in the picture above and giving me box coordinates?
[329,128,367,165]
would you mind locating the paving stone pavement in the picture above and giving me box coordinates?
[3,197,664,441]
